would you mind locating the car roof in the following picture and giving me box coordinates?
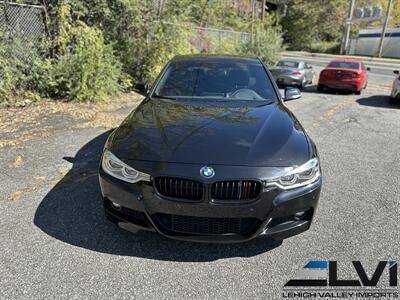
[171,54,261,64]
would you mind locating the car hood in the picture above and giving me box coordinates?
[108,98,311,167]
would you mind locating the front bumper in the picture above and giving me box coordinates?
[99,168,321,243]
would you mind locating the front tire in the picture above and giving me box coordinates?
[355,90,361,95]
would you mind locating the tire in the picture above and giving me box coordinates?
[298,78,306,90]
[355,90,361,95]
[317,84,324,92]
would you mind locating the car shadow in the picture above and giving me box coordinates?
[34,130,282,262]
[356,95,400,109]
[301,85,355,95]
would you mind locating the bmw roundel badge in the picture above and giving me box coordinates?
[200,166,215,178]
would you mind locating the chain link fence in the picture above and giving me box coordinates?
[191,25,251,51]
[150,0,252,51]
[0,1,46,62]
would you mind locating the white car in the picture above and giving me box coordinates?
[390,70,400,104]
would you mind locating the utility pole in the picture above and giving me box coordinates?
[377,0,393,57]
[261,0,266,21]
[340,0,356,55]
[251,0,256,46]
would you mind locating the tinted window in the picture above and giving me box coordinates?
[328,61,360,69]
[277,61,300,68]
[154,61,278,101]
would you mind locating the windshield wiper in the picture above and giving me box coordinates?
[152,94,177,100]
[255,100,276,107]
[216,99,276,105]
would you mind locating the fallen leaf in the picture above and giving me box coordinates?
[57,166,70,176]
[13,156,23,168]
[8,191,23,201]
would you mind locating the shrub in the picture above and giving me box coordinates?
[35,2,123,102]
[1,2,123,104]
[0,32,41,105]
[46,21,122,101]
[240,26,283,66]
[143,18,193,81]
[105,1,194,84]
[308,41,341,54]
[0,34,14,103]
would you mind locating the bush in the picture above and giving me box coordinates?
[39,21,122,101]
[0,35,14,103]
[143,18,193,81]
[308,41,341,54]
[0,32,41,105]
[1,2,123,104]
[241,26,283,66]
[33,2,123,102]
[103,1,194,84]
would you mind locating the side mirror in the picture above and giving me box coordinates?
[133,82,148,96]
[366,67,371,71]
[394,70,399,74]
[284,87,302,101]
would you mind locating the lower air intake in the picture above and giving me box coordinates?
[154,213,260,236]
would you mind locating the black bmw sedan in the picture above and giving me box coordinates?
[99,55,322,243]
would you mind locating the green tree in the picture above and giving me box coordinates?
[280,0,347,51]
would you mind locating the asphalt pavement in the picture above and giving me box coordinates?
[0,68,399,299]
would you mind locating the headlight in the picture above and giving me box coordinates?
[101,150,150,183]
[264,158,321,190]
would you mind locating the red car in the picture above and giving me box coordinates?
[317,59,369,95]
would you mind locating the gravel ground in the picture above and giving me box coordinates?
[0,81,399,299]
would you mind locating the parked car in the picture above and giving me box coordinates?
[99,55,322,243]
[269,60,315,90]
[389,70,400,104]
[317,59,369,95]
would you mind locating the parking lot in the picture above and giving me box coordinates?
[0,67,399,299]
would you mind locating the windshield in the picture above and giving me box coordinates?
[153,61,278,102]
[277,61,299,68]
[328,61,360,69]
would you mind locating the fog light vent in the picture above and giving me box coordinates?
[294,211,307,220]
[110,201,122,210]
